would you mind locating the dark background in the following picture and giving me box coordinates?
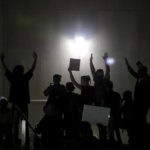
[0,0,150,99]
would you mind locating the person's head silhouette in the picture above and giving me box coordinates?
[123,90,132,102]
[105,80,113,92]
[138,66,148,78]
[81,75,91,86]
[53,74,61,85]
[13,65,24,76]
[95,69,104,81]
[66,82,75,92]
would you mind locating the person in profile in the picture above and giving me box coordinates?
[0,51,37,145]
[43,74,66,113]
[0,96,13,148]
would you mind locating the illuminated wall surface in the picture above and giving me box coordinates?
[0,0,150,100]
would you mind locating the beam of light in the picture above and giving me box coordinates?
[106,57,115,66]
[65,35,91,58]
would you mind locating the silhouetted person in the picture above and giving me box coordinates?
[35,100,63,150]
[64,82,81,138]
[77,121,99,150]
[125,58,150,124]
[0,51,37,145]
[125,58,150,149]
[120,90,135,148]
[43,74,66,112]
[90,53,110,143]
[0,97,13,148]
[104,81,122,145]
[90,52,110,106]
[68,68,95,106]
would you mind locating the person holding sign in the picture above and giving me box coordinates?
[68,59,95,106]
[69,58,81,71]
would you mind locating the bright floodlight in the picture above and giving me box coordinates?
[106,57,115,65]
[74,36,85,45]
[66,35,90,58]
[74,36,87,52]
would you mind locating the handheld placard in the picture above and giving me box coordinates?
[69,58,80,71]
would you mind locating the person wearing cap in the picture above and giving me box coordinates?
[0,97,13,147]
[0,52,37,145]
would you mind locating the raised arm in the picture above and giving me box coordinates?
[125,57,138,78]
[90,53,96,79]
[29,51,37,72]
[68,68,81,90]
[103,52,110,80]
[0,52,9,71]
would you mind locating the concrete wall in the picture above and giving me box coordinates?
[1,1,150,142]
[1,0,150,100]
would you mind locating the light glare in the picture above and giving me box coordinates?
[74,36,85,44]
[66,35,91,58]
[106,57,115,65]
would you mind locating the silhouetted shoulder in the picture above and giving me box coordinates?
[24,70,33,80]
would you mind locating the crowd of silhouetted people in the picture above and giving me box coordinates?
[0,52,150,150]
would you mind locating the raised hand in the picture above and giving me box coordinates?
[32,51,37,60]
[0,52,8,71]
[103,52,108,60]
[30,51,37,72]
[124,57,129,65]
[90,53,93,61]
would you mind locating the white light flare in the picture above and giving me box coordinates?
[66,36,91,58]
[106,57,115,66]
